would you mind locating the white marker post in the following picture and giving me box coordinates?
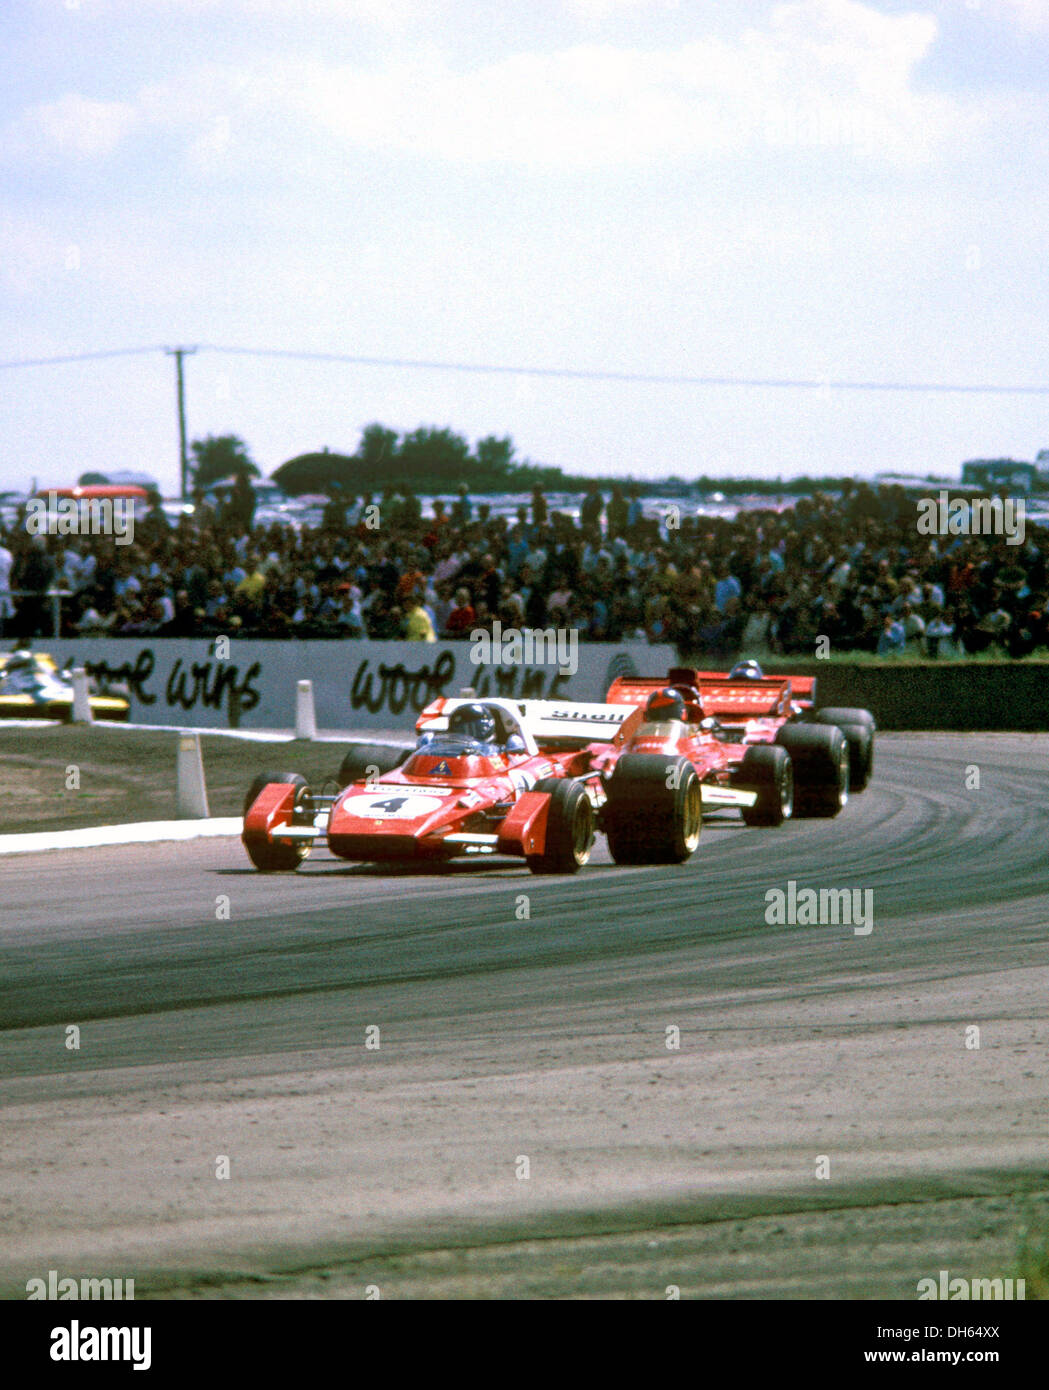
[295,679,317,740]
[176,733,210,819]
[70,668,93,724]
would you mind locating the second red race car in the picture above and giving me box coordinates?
[601,660,875,857]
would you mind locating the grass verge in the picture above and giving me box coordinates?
[0,726,388,834]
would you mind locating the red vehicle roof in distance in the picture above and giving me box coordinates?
[35,485,150,499]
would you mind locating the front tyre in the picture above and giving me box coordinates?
[338,742,410,789]
[604,754,702,865]
[243,771,313,872]
[526,779,594,874]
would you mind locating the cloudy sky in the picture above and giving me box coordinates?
[2,0,1047,495]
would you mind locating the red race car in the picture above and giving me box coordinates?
[242,697,647,876]
[601,660,875,857]
[694,660,875,793]
[242,669,874,875]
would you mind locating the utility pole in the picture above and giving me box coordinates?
[165,346,197,499]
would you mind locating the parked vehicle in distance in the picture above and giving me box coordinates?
[26,484,150,537]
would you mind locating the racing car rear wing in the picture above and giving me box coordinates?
[687,678,793,719]
[605,667,817,720]
[686,669,817,708]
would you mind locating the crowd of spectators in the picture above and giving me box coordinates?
[1,479,1047,660]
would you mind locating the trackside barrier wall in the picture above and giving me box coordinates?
[36,640,1049,731]
[53,638,678,732]
[721,660,1049,732]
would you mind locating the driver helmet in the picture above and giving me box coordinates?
[644,688,686,723]
[447,702,498,745]
[729,659,764,680]
[671,684,705,720]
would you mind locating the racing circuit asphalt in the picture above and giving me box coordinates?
[1,733,1047,1298]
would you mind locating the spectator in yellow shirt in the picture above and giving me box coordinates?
[235,561,266,603]
[403,594,436,642]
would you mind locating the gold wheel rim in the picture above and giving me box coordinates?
[572,802,593,864]
[683,778,702,850]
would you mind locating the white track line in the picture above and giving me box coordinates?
[2,717,409,744]
[0,818,243,856]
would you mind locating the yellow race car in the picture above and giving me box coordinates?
[0,649,130,721]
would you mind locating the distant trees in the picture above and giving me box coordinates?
[271,450,356,496]
[357,424,399,472]
[260,425,904,501]
[395,427,472,488]
[474,434,516,478]
[190,434,259,491]
[273,425,542,496]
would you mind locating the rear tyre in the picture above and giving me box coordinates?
[733,744,794,827]
[604,754,703,865]
[813,710,875,791]
[243,771,312,872]
[832,721,873,791]
[338,742,410,789]
[815,706,876,731]
[526,778,594,874]
[774,724,849,818]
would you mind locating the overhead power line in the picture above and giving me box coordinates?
[202,345,1049,395]
[0,345,165,370]
[0,341,1046,395]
